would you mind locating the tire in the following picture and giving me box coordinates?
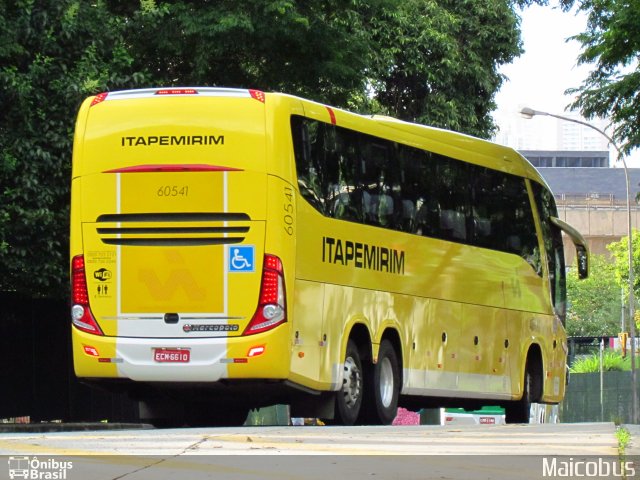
[329,339,364,426]
[361,339,400,425]
[505,363,541,424]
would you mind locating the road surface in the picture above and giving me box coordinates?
[0,423,636,479]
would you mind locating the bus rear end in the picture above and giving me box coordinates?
[70,88,291,423]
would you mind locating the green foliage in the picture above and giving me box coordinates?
[570,350,630,373]
[0,0,541,297]
[616,426,631,455]
[566,254,622,336]
[361,0,523,138]
[606,230,640,300]
[563,0,640,154]
[114,0,373,106]
[0,0,148,297]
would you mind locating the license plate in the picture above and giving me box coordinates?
[154,348,190,363]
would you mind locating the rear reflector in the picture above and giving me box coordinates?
[247,345,266,357]
[71,255,103,336]
[83,345,100,357]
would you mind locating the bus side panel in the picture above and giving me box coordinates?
[289,279,325,389]
[457,305,510,396]
[227,173,296,380]
[404,297,430,393]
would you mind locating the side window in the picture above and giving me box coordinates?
[399,146,438,236]
[360,138,398,228]
[291,116,327,215]
[501,175,540,273]
[325,126,364,223]
[401,148,470,242]
[292,114,542,272]
[470,167,540,273]
[532,182,567,320]
[434,158,470,242]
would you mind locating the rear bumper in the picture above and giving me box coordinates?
[72,324,290,382]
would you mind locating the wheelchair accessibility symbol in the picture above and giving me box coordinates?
[229,246,255,273]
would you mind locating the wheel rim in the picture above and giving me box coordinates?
[378,357,394,408]
[342,356,362,408]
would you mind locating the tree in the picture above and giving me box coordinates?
[116,0,527,138]
[607,230,640,304]
[566,254,622,336]
[0,0,541,297]
[561,0,640,154]
[0,0,147,297]
[111,0,375,106]
[360,0,524,138]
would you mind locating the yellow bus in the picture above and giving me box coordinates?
[70,87,588,426]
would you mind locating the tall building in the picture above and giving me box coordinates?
[493,110,613,159]
[556,112,610,151]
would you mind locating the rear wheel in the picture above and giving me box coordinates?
[328,339,364,426]
[361,339,400,425]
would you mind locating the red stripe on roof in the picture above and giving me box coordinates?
[326,107,337,125]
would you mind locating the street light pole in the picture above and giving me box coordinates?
[520,107,638,424]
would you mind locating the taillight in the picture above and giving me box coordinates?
[71,255,103,336]
[243,254,286,335]
[249,89,266,103]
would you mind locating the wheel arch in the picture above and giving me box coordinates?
[379,328,403,386]
[346,322,373,363]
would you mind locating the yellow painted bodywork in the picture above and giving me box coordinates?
[71,89,568,404]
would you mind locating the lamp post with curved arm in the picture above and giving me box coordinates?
[520,107,637,423]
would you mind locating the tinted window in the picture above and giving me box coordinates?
[532,182,567,320]
[291,115,539,267]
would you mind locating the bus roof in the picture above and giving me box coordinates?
[83,87,549,189]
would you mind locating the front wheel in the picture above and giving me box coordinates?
[505,363,541,424]
[361,339,400,425]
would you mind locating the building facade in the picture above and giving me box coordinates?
[524,162,640,265]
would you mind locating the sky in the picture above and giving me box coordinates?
[492,3,640,166]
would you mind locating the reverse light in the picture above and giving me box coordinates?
[244,254,286,335]
[71,255,104,336]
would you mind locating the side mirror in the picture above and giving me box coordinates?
[576,245,588,279]
[550,217,589,280]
